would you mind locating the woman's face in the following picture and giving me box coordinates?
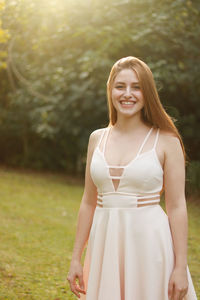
[111,68,144,118]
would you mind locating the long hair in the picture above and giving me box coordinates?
[106,56,186,163]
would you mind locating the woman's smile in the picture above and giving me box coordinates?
[111,68,144,117]
[120,100,137,108]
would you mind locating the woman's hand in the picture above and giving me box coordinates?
[168,267,188,300]
[67,260,86,298]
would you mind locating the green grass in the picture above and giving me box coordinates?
[0,167,199,299]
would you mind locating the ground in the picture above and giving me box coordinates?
[0,167,199,299]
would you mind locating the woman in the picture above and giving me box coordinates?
[67,56,197,300]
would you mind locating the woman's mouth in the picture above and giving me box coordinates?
[120,100,136,108]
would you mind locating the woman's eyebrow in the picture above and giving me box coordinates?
[115,81,140,84]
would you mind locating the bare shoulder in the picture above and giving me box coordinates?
[90,127,105,139]
[159,129,183,158]
[159,129,180,145]
[88,127,106,149]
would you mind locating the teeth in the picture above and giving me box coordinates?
[121,101,135,104]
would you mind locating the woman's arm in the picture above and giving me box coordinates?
[71,129,102,262]
[67,129,102,298]
[163,133,188,299]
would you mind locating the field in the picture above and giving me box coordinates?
[0,168,199,299]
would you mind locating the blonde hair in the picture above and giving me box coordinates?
[106,56,186,162]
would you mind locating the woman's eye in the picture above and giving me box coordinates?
[115,85,140,89]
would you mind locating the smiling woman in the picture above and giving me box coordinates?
[111,69,144,114]
[67,56,197,300]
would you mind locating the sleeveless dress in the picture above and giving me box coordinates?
[79,126,197,300]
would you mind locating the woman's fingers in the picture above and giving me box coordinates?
[180,288,188,299]
[70,281,81,298]
[173,286,181,300]
[67,274,79,297]
[173,285,188,300]
[168,280,174,299]
[67,272,86,298]
[168,268,188,300]
[78,274,86,294]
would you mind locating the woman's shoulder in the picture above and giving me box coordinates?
[158,128,182,154]
[88,127,108,148]
[159,128,179,142]
[90,127,107,140]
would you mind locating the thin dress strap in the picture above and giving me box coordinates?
[153,128,160,149]
[137,127,153,157]
[102,127,111,154]
[97,127,109,150]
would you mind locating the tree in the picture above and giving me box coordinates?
[0,0,199,174]
[0,0,9,69]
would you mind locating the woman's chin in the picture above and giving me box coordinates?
[117,108,142,117]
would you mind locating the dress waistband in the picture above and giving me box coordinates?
[96,192,160,208]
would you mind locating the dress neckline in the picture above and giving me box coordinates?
[101,126,154,168]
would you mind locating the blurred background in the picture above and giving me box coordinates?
[0,0,199,181]
[0,0,199,299]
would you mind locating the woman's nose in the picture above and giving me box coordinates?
[124,87,132,97]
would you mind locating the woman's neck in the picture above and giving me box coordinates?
[113,113,147,133]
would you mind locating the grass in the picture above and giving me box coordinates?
[0,167,199,299]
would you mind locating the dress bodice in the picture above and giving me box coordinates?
[90,126,164,208]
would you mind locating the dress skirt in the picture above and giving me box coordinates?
[79,204,197,300]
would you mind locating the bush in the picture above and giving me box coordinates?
[186,161,200,196]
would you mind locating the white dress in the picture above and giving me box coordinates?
[79,126,197,300]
